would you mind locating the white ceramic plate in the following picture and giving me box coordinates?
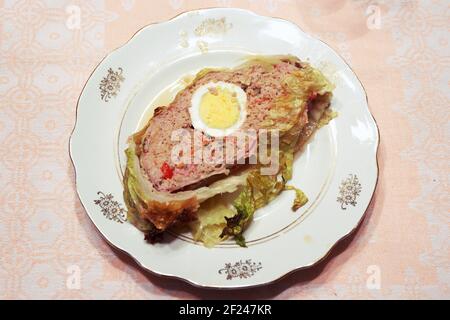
[70,8,379,288]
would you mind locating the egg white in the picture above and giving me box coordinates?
[189,81,247,137]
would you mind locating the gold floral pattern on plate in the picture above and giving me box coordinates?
[94,192,127,223]
[337,174,362,210]
[219,260,262,280]
[99,67,125,102]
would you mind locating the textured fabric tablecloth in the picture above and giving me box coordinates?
[0,0,448,299]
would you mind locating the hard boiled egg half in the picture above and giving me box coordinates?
[189,81,247,137]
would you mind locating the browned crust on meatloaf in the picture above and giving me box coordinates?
[123,169,200,231]
[144,196,199,230]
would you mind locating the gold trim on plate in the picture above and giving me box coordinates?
[337,174,362,210]
[94,191,127,223]
[219,259,262,280]
[99,67,125,102]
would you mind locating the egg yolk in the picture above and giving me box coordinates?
[199,88,240,129]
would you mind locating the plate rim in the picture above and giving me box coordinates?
[69,7,380,289]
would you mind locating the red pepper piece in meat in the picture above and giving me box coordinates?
[161,162,174,179]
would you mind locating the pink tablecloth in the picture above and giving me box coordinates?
[0,0,448,299]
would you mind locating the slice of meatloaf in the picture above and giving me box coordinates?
[138,57,313,193]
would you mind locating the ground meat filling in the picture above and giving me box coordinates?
[139,59,307,193]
